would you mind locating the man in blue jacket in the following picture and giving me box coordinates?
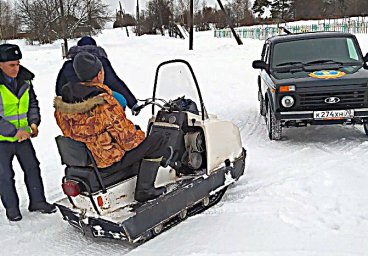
[0,44,56,221]
[56,36,141,115]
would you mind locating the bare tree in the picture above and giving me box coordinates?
[228,0,253,26]
[174,0,199,25]
[0,0,20,40]
[16,0,57,43]
[144,0,172,34]
[16,0,110,44]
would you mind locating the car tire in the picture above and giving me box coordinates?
[259,92,266,116]
[364,123,368,136]
[266,101,282,140]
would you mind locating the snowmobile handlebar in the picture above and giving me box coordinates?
[138,97,195,113]
[137,98,169,112]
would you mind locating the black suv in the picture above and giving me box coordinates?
[253,32,368,140]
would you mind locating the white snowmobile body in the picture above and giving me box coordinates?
[54,60,246,245]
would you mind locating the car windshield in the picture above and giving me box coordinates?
[272,37,363,69]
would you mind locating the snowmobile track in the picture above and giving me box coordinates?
[134,187,228,246]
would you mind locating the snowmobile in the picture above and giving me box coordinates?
[54,59,246,245]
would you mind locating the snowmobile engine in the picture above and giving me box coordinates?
[183,132,204,169]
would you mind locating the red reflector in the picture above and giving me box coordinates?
[97,196,103,207]
[62,180,80,197]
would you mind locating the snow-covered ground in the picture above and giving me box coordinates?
[1,28,368,256]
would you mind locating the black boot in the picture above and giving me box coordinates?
[134,158,166,202]
[6,208,22,221]
[28,201,57,214]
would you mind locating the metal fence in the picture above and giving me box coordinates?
[214,21,368,40]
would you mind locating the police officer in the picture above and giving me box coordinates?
[0,44,56,221]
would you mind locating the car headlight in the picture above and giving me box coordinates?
[281,96,294,108]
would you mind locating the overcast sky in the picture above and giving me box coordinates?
[106,0,138,15]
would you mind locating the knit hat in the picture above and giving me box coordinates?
[0,44,22,62]
[77,36,97,46]
[73,52,102,81]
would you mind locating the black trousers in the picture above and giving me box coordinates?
[102,132,168,171]
[0,140,46,209]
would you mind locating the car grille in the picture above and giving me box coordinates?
[297,89,366,109]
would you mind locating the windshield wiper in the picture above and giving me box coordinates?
[304,59,344,65]
[276,61,303,67]
[340,61,363,66]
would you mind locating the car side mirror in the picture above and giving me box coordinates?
[252,60,268,70]
[364,53,368,62]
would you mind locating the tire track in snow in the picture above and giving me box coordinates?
[236,108,265,141]
[209,110,368,235]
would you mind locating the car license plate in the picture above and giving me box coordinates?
[313,110,354,120]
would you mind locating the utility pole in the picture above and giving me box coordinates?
[189,0,193,50]
[58,0,68,57]
[157,0,164,36]
[216,0,242,45]
[136,0,140,36]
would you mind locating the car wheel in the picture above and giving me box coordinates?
[364,123,368,136]
[259,92,266,116]
[266,101,282,140]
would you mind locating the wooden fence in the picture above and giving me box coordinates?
[214,21,368,40]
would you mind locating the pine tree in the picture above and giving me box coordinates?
[252,0,272,17]
[270,0,292,20]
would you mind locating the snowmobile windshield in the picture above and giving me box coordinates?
[152,60,206,119]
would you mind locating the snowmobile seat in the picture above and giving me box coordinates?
[55,135,138,193]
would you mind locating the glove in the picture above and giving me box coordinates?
[112,91,127,110]
[131,103,142,116]
[134,125,141,130]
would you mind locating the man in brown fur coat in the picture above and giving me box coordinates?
[54,52,169,202]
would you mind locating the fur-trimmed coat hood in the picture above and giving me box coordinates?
[54,94,105,114]
[54,82,145,168]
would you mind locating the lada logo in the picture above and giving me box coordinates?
[324,97,340,104]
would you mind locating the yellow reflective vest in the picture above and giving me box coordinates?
[0,82,31,142]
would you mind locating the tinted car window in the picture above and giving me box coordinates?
[271,37,363,67]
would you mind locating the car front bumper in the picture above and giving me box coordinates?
[276,108,368,121]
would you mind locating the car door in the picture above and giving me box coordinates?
[260,41,272,99]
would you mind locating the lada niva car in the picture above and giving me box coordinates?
[253,32,368,140]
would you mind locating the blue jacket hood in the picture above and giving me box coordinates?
[67,45,108,59]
